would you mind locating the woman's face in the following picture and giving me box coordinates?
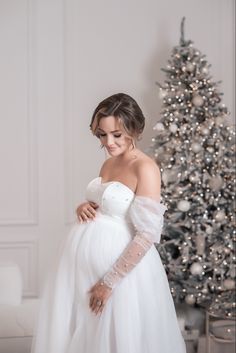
[97,116,132,157]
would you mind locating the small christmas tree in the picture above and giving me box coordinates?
[151,17,236,318]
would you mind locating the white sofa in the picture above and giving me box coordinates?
[0,263,39,353]
[0,298,39,353]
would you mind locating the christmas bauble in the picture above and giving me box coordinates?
[223,279,235,290]
[153,122,165,131]
[185,294,196,305]
[169,123,178,133]
[191,142,202,153]
[177,200,191,212]
[200,126,210,135]
[190,262,203,275]
[209,175,223,191]
[214,210,226,222]
[192,95,204,107]
[186,62,195,72]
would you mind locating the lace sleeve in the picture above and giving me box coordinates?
[102,196,167,289]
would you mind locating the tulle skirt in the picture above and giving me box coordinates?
[32,212,186,353]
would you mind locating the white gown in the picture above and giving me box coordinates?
[31,177,186,353]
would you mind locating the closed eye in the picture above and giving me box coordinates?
[99,133,122,138]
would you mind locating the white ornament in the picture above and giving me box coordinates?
[209,176,223,191]
[177,200,190,212]
[185,294,196,305]
[200,126,210,135]
[153,122,165,131]
[186,62,195,72]
[169,123,178,133]
[223,279,235,290]
[191,142,202,153]
[215,210,226,222]
[192,95,204,107]
[190,262,203,276]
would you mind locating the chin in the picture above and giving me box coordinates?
[107,148,122,156]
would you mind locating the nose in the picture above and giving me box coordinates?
[106,134,115,146]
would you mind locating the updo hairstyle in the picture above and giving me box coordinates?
[90,93,145,140]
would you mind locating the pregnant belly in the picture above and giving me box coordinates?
[75,214,132,279]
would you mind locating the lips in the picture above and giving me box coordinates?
[107,147,117,152]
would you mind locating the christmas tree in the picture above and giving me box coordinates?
[150,17,236,318]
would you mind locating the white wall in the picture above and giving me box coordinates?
[0,0,235,295]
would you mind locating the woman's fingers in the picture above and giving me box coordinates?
[89,201,99,209]
[76,201,99,223]
[86,206,97,218]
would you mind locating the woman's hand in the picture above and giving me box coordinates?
[88,280,112,315]
[76,201,98,223]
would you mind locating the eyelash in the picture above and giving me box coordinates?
[99,134,122,138]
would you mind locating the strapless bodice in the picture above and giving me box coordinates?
[85,177,135,219]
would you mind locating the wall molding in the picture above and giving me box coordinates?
[0,0,38,226]
[0,239,38,297]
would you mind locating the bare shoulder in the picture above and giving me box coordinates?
[99,157,114,176]
[134,154,161,199]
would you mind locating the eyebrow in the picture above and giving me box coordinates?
[97,128,121,133]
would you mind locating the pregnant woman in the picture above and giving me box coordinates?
[32,93,186,353]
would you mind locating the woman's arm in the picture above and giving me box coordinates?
[101,161,165,289]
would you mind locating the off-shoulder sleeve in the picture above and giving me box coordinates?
[129,195,167,243]
[102,196,167,290]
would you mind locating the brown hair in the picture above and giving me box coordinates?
[90,93,145,140]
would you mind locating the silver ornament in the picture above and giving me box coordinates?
[186,62,195,72]
[209,175,224,191]
[200,126,210,135]
[190,262,203,275]
[169,123,178,133]
[191,142,202,153]
[177,200,191,212]
[214,210,226,222]
[153,122,165,131]
[192,95,204,107]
